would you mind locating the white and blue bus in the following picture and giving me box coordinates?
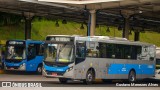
[3,40,44,73]
[42,35,156,84]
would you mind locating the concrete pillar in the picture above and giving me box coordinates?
[123,17,130,39]
[23,12,34,40]
[87,14,91,36]
[89,10,96,36]
[134,31,140,41]
[25,18,32,40]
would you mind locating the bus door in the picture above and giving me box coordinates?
[26,43,43,71]
[75,41,86,63]
[75,41,86,79]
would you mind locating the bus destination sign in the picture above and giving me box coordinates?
[9,41,24,45]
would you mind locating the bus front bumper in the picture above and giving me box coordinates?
[4,63,26,71]
[42,69,68,78]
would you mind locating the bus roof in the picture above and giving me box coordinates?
[7,40,43,43]
[46,35,155,46]
[76,36,154,46]
[46,35,82,37]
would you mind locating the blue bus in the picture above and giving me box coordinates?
[3,40,44,73]
[42,35,156,84]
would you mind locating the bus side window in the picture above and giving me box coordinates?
[28,44,36,60]
[131,46,141,60]
[76,46,85,58]
[39,45,44,55]
[99,43,107,58]
[35,44,44,56]
[115,44,124,59]
[76,42,86,58]
[106,43,115,58]
[75,41,86,64]
[124,45,132,59]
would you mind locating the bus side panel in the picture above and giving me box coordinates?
[26,56,43,71]
[100,59,129,79]
[75,58,155,80]
[74,58,99,80]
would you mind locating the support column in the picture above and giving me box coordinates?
[87,14,91,36]
[24,12,34,40]
[89,10,96,36]
[134,31,140,41]
[122,17,130,39]
[25,18,32,40]
[120,10,134,40]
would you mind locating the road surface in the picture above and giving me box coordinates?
[0,71,160,90]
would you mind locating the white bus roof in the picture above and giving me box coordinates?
[46,35,83,38]
[76,36,154,46]
[46,35,154,46]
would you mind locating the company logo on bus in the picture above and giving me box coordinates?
[9,41,24,45]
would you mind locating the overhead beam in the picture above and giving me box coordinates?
[37,0,160,10]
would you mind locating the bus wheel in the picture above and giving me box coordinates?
[128,70,136,83]
[59,78,68,84]
[83,70,95,85]
[37,65,42,74]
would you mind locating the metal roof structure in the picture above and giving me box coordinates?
[0,0,160,31]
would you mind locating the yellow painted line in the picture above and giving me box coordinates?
[0,70,4,74]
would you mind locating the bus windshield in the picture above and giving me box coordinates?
[6,45,26,60]
[44,43,74,63]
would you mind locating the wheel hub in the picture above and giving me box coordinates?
[87,73,92,81]
[38,67,42,73]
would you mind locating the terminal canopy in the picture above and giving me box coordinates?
[0,0,160,30]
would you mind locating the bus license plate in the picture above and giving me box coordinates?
[52,73,57,76]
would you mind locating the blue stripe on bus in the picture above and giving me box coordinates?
[5,56,43,71]
[5,60,25,67]
[108,64,155,75]
[44,64,69,72]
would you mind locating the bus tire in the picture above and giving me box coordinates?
[128,70,136,83]
[59,78,68,84]
[83,70,95,85]
[37,64,42,74]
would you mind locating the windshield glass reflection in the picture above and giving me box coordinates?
[44,43,74,63]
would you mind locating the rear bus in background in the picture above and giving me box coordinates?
[43,35,156,84]
[3,40,44,74]
[156,48,160,75]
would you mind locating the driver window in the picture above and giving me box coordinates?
[76,41,86,58]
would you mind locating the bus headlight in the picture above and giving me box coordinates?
[43,67,46,71]
[66,66,73,72]
[19,63,26,70]
[20,63,25,67]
